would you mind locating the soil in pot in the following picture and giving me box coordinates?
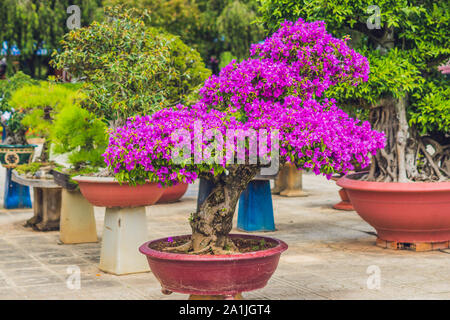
[150,235,277,254]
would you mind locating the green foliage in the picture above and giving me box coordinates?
[217,1,265,60]
[163,33,212,106]
[219,51,238,70]
[15,162,63,175]
[52,7,210,123]
[15,162,48,176]
[410,80,450,135]
[0,71,38,112]
[51,105,108,169]
[105,0,264,71]
[258,0,450,135]
[0,0,103,78]
[9,82,84,139]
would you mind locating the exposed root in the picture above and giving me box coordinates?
[210,246,238,255]
[163,240,193,253]
[189,245,213,255]
[162,237,241,255]
[366,101,449,182]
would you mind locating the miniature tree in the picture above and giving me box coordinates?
[258,0,450,182]
[50,104,108,171]
[0,71,38,145]
[52,7,211,129]
[8,82,83,162]
[103,19,385,254]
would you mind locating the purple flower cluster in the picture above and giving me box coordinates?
[103,19,385,185]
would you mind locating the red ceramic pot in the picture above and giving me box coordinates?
[337,173,450,242]
[72,176,163,208]
[139,234,288,297]
[157,183,188,204]
[330,175,354,211]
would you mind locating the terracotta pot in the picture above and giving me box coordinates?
[72,176,163,208]
[337,173,450,242]
[157,183,188,203]
[139,234,288,297]
[330,175,354,211]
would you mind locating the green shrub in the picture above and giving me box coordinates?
[51,104,108,170]
[0,71,38,112]
[52,7,210,127]
[8,81,84,161]
[9,82,84,139]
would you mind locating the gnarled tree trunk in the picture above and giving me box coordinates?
[166,165,259,254]
[190,165,259,253]
[367,96,449,182]
[363,26,449,183]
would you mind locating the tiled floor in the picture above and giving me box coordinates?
[0,170,449,300]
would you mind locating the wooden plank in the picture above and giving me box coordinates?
[376,238,449,252]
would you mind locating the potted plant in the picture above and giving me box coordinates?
[52,7,211,274]
[0,72,39,168]
[6,81,83,230]
[260,1,450,249]
[0,71,39,209]
[104,19,384,298]
[51,6,211,197]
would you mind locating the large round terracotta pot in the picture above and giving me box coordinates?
[157,183,188,204]
[139,234,288,297]
[337,173,450,242]
[72,176,163,208]
[330,175,354,211]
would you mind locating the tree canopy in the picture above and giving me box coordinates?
[259,0,449,182]
[0,0,102,78]
[52,7,211,127]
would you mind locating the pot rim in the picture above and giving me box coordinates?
[72,175,162,185]
[72,175,189,187]
[0,144,37,149]
[139,233,288,262]
[337,172,450,192]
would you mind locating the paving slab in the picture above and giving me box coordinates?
[0,170,448,300]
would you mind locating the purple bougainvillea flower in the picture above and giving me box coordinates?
[103,19,385,185]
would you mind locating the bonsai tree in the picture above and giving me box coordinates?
[8,81,84,162]
[103,19,385,254]
[52,6,211,129]
[258,0,450,182]
[0,71,38,145]
[50,104,108,172]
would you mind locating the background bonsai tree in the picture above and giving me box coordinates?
[258,0,449,182]
[8,81,83,162]
[52,6,211,129]
[103,19,385,254]
[0,71,38,145]
[104,0,265,72]
[50,104,108,172]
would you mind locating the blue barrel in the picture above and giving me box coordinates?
[237,180,275,232]
[4,168,32,209]
[196,178,216,211]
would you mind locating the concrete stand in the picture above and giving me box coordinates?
[59,189,98,244]
[99,206,150,275]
